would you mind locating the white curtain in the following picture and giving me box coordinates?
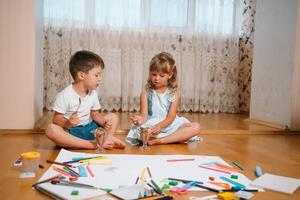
[44,0,242,113]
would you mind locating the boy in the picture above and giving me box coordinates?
[45,50,126,150]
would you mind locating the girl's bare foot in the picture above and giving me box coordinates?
[148,137,162,145]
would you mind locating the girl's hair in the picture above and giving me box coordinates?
[146,52,178,90]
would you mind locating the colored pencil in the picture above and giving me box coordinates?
[147,183,162,195]
[194,183,221,193]
[52,179,112,193]
[46,160,74,168]
[168,177,203,184]
[32,174,61,188]
[215,163,242,173]
[52,166,74,177]
[199,165,231,174]
[62,167,80,177]
[64,156,105,164]
[150,179,162,194]
[141,168,146,182]
[147,166,152,178]
[166,158,195,162]
[232,161,245,170]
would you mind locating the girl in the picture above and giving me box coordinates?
[126,52,201,146]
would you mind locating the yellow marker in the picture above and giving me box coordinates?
[217,192,235,200]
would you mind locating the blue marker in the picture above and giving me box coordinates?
[78,166,88,177]
[255,166,263,177]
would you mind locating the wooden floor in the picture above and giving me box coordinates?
[34,111,286,133]
[1,112,300,200]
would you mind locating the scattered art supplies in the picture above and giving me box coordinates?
[250,173,300,194]
[34,149,259,200]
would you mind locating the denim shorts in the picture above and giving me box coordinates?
[67,121,100,140]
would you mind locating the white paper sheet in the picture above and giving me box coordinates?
[35,149,258,200]
[250,173,300,194]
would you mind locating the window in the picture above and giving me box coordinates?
[44,0,240,34]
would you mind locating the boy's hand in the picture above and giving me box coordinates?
[151,125,162,135]
[103,119,112,130]
[131,115,143,126]
[69,112,80,126]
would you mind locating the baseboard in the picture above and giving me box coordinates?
[245,118,289,130]
[0,128,293,135]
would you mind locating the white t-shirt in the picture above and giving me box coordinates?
[53,84,101,126]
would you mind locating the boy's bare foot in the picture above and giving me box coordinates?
[105,135,126,149]
[102,140,115,150]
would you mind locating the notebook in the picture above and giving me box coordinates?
[250,173,300,194]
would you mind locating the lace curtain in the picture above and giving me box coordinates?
[44,0,253,113]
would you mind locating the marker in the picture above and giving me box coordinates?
[232,161,244,171]
[220,176,245,188]
[86,165,94,177]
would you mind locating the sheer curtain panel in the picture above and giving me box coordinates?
[44,0,243,113]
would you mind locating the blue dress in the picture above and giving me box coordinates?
[126,88,190,145]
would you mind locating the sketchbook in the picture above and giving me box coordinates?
[250,173,300,194]
[34,149,258,200]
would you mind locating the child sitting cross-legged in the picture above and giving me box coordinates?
[126,52,201,146]
[46,50,126,150]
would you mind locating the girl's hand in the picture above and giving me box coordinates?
[69,112,80,126]
[103,119,112,130]
[131,115,143,126]
[151,125,162,134]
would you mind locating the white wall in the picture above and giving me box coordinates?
[0,0,43,129]
[291,0,300,130]
[251,0,298,128]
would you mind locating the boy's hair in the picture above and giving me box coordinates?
[69,50,105,80]
[146,52,178,90]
